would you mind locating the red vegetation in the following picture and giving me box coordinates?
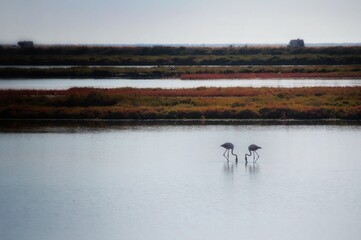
[180,72,361,80]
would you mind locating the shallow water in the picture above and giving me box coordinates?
[1,124,361,240]
[1,78,361,89]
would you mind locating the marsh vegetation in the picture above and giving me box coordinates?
[1,45,361,65]
[1,87,360,120]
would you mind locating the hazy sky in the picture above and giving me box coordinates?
[1,0,360,44]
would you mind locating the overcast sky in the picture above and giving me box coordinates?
[1,0,360,44]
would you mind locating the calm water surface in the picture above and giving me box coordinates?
[1,124,361,240]
[1,78,361,89]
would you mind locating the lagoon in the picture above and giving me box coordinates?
[1,123,361,240]
[1,78,361,90]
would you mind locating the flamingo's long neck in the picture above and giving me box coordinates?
[245,150,252,160]
[231,148,238,162]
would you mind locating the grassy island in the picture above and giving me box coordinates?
[1,87,360,120]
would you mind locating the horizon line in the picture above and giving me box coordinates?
[2,42,361,47]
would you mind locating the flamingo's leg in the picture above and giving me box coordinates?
[254,151,260,162]
[227,150,230,159]
[223,149,229,161]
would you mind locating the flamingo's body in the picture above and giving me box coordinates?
[245,144,262,163]
[221,142,238,162]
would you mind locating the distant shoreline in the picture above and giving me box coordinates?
[1,45,360,79]
[1,45,361,66]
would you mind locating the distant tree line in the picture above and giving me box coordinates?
[1,46,361,65]
[2,45,361,55]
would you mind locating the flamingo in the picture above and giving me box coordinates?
[221,142,238,162]
[245,144,262,163]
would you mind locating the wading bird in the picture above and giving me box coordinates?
[245,144,262,163]
[221,142,238,162]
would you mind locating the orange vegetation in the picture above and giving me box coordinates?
[1,87,360,120]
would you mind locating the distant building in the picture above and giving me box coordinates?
[288,39,305,48]
[17,41,34,48]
